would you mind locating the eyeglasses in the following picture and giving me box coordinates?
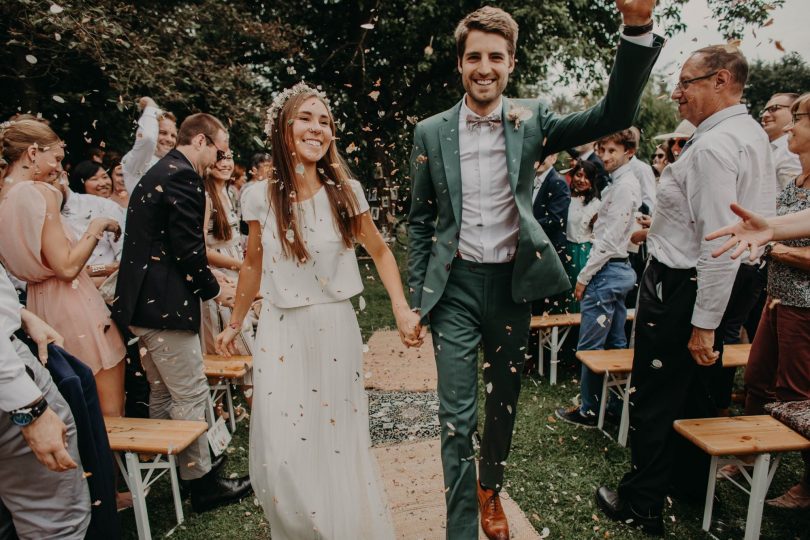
[203,134,229,162]
[674,70,719,92]
[788,112,810,126]
[760,104,790,117]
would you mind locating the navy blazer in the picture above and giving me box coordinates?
[532,167,570,256]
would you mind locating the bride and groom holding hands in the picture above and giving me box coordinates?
[115,1,662,538]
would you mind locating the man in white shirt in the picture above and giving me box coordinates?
[556,128,640,427]
[120,96,177,194]
[407,3,662,538]
[0,264,90,539]
[597,45,776,535]
[761,92,802,191]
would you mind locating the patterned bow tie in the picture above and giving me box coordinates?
[466,113,502,131]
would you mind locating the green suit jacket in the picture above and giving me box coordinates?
[407,37,663,318]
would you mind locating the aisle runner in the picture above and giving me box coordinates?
[365,330,541,540]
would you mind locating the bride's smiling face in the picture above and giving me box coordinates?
[290,98,333,165]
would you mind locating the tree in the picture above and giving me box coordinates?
[744,53,810,116]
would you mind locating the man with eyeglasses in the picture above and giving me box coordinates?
[596,44,776,535]
[761,93,802,191]
[113,113,253,513]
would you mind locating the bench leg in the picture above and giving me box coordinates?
[225,384,236,432]
[550,326,559,385]
[537,329,545,377]
[617,374,631,447]
[125,451,152,540]
[168,455,185,527]
[702,455,719,531]
[597,372,609,431]
[744,453,770,540]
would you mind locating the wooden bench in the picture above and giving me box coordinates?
[575,344,751,447]
[531,309,634,385]
[674,415,810,540]
[106,417,208,540]
[203,354,253,432]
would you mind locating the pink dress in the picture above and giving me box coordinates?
[0,180,125,374]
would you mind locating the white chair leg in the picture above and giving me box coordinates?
[597,372,609,431]
[538,330,545,377]
[550,326,559,385]
[168,455,185,526]
[225,384,236,432]
[617,374,631,447]
[744,453,771,540]
[702,455,719,531]
[125,451,152,540]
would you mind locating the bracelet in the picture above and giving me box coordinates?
[89,264,106,276]
[621,20,654,36]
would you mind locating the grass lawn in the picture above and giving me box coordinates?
[120,245,809,539]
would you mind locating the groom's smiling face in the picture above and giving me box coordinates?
[458,29,515,116]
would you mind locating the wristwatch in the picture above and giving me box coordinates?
[10,396,48,427]
[622,20,654,36]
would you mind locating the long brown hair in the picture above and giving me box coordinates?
[203,170,232,242]
[267,91,361,261]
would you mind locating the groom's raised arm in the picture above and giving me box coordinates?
[407,124,437,314]
[542,0,664,154]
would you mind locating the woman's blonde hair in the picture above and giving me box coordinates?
[0,119,61,165]
[266,90,361,262]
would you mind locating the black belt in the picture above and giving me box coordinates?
[608,257,629,263]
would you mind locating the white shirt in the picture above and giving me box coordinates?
[62,189,125,266]
[566,196,602,244]
[647,105,777,329]
[630,156,657,214]
[771,134,802,192]
[0,264,41,412]
[457,98,518,263]
[532,168,553,204]
[121,105,161,194]
[242,180,369,308]
[577,162,640,286]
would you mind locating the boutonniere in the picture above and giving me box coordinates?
[506,105,532,131]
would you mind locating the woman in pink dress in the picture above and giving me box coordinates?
[0,119,126,418]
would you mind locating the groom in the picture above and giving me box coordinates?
[407,3,662,538]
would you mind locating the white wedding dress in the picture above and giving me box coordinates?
[242,180,395,540]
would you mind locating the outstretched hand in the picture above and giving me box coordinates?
[705,203,773,261]
[615,0,655,26]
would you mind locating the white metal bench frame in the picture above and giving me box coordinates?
[206,368,251,433]
[596,370,632,447]
[537,325,573,385]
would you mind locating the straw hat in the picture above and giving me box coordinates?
[653,119,696,141]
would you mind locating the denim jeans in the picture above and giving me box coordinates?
[578,261,636,415]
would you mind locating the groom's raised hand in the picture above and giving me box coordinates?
[615,0,655,26]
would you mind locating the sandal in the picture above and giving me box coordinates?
[766,483,810,509]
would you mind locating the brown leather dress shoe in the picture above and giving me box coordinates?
[477,481,509,540]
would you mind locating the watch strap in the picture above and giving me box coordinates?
[11,396,48,423]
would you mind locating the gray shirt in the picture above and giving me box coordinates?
[647,105,776,329]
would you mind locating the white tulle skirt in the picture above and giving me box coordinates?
[250,299,395,540]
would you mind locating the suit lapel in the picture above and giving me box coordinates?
[502,97,523,195]
[439,101,463,228]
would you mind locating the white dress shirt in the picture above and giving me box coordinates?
[61,189,126,266]
[0,264,41,412]
[630,155,657,214]
[771,134,802,192]
[647,105,777,329]
[121,105,161,194]
[457,98,519,263]
[577,162,640,286]
[532,168,553,204]
[566,197,602,244]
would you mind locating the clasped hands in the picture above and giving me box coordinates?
[394,307,426,348]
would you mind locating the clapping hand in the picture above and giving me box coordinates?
[705,203,773,261]
[90,217,122,242]
[395,307,426,348]
[615,0,655,26]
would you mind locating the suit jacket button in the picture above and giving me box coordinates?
[445,263,451,271]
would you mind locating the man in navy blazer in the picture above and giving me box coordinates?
[532,153,571,259]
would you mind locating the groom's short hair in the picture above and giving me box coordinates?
[455,6,519,59]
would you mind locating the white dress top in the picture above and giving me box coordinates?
[566,196,602,244]
[241,179,369,308]
[61,189,125,266]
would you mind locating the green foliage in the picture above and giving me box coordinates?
[744,52,810,116]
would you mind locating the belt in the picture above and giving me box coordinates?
[608,257,629,263]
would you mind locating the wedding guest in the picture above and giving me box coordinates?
[103,153,129,208]
[651,144,667,177]
[227,162,247,214]
[216,83,420,539]
[121,96,176,193]
[564,161,602,313]
[0,263,90,540]
[407,4,662,538]
[596,45,776,535]
[653,119,696,163]
[574,141,611,193]
[628,126,656,215]
[113,113,251,513]
[761,92,802,191]
[0,119,127,419]
[557,128,641,427]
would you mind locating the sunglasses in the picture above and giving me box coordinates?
[668,138,687,149]
[203,133,229,162]
[760,104,790,117]
[653,153,666,159]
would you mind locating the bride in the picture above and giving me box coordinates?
[216,83,424,539]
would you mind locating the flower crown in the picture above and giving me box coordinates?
[263,82,330,139]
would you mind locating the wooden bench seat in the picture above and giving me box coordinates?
[105,417,208,540]
[530,309,634,385]
[674,415,810,540]
[203,354,253,432]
